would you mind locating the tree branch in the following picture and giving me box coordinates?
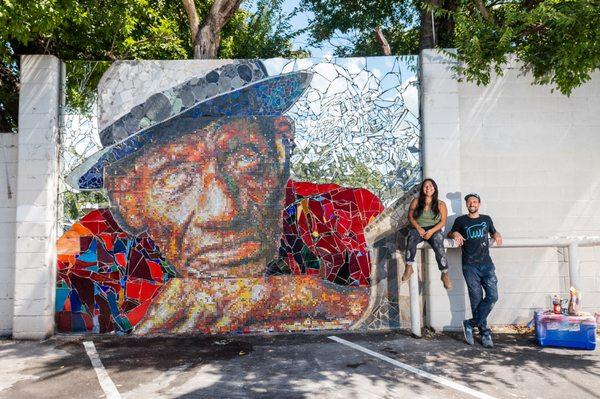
[194,0,245,59]
[182,0,200,49]
[472,0,493,22]
[374,27,392,56]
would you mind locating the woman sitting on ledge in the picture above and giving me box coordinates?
[402,178,452,290]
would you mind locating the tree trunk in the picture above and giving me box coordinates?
[472,0,492,22]
[419,0,457,50]
[194,24,221,59]
[183,0,245,59]
[182,0,200,46]
[374,27,392,56]
[437,0,458,48]
[419,0,440,50]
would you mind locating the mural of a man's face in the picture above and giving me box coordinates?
[105,116,294,278]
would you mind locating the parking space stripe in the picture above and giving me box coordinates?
[328,336,498,399]
[83,341,122,399]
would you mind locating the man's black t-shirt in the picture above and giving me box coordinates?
[450,215,497,267]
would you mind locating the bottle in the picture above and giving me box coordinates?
[568,287,580,315]
[552,294,561,314]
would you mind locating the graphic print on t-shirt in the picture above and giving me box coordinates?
[450,215,496,267]
[466,222,487,239]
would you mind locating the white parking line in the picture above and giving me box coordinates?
[83,341,122,399]
[328,336,498,399]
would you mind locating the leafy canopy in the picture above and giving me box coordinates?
[0,0,305,131]
[301,0,420,56]
[449,0,600,95]
[303,0,600,95]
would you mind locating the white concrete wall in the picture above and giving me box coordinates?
[421,50,600,330]
[0,133,17,336]
[12,55,63,339]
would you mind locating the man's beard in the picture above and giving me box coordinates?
[467,207,478,214]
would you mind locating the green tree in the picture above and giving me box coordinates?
[301,0,422,56]
[0,0,305,131]
[302,0,600,95]
[447,0,600,95]
[220,0,309,59]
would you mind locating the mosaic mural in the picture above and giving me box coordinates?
[56,57,420,334]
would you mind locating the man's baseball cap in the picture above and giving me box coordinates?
[464,193,481,202]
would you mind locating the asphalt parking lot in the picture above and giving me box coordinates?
[1,330,598,399]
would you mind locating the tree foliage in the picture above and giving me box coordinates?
[447,0,600,95]
[333,24,420,57]
[0,0,305,131]
[220,0,309,59]
[303,0,600,95]
[301,0,420,56]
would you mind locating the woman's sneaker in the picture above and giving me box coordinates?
[481,332,494,348]
[462,320,474,345]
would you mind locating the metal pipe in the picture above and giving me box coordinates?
[392,236,598,334]
[409,260,421,337]
[395,250,422,337]
[568,243,580,291]
[416,237,600,250]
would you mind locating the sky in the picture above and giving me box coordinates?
[244,0,340,58]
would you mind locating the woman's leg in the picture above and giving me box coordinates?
[427,230,452,289]
[405,228,423,265]
[402,228,423,282]
[427,230,449,271]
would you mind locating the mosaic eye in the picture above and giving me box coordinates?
[154,164,194,191]
[226,148,262,174]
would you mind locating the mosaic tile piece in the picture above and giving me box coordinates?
[274,181,384,286]
[56,209,176,333]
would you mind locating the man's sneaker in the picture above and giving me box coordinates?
[441,271,452,290]
[462,320,474,345]
[401,264,414,282]
[481,332,494,348]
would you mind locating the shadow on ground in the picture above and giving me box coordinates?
[1,330,599,398]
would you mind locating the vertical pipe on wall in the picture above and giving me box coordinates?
[568,243,580,291]
[408,252,422,337]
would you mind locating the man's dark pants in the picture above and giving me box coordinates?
[462,264,498,334]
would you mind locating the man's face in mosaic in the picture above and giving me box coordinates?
[105,116,293,278]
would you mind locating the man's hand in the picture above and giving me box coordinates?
[450,231,465,246]
[492,232,503,246]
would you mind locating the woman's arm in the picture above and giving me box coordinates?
[407,198,425,236]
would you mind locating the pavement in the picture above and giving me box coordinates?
[0,330,599,399]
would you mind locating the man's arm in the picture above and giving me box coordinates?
[447,217,465,246]
[488,216,502,246]
[492,231,503,246]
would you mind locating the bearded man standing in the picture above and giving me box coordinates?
[448,193,503,348]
